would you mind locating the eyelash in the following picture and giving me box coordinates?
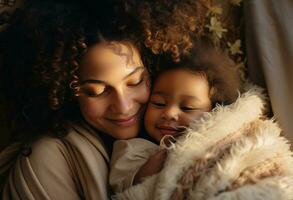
[127,77,144,87]
[151,102,198,112]
[83,90,106,97]
[151,102,165,107]
[79,86,108,97]
[81,79,144,98]
[80,73,146,97]
[181,107,196,111]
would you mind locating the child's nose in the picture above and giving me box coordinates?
[161,106,179,121]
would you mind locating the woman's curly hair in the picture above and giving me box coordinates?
[123,0,209,62]
[0,0,153,142]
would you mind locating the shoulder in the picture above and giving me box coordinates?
[3,136,80,199]
[4,124,110,199]
[27,122,110,166]
[27,135,66,162]
[20,136,73,184]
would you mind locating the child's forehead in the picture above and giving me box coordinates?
[157,67,205,78]
[155,68,207,85]
[152,68,210,97]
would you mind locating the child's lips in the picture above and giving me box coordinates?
[156,125,184,136]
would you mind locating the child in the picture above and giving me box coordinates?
[109,44,242,193]
[110,43,293,200]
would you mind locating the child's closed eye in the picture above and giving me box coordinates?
[150,101,166,107]
[180,106,196,111]
[180,106,206,112]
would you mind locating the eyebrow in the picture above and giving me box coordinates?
[80,66,145,85]
[151,91,169,97]
[181,95,200,100]
[152,92,200,101]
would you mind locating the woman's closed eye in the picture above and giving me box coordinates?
[80,86,106,97]
[127,77,144,87]
[127,71,148,87]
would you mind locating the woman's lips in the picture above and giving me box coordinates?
[106,111,140,127]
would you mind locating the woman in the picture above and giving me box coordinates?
[0,1,152,199]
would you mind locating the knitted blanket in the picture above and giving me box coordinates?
[113,85,293,200]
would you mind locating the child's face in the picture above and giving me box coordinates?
[144,68,212,142]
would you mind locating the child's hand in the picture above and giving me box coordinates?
[133,149,167,185]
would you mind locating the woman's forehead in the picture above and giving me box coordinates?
[80,42,143,76]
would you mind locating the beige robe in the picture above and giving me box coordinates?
[110,138,158,193]
[0,122,110,200]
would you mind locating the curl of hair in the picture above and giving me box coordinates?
[156,43,243,106]
[132,0,208,62]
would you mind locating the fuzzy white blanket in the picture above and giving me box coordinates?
[113,86,293,200]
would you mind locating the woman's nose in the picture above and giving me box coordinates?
[161,106,179,121]
[110,89,133,114]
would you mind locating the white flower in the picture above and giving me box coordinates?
[206,17,227,39]
[230,0,242,6]
[228,40,243,55]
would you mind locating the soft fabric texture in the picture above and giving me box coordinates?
[110,138,158,193]
[244,0,293,144]
[113,85,293,200]
[0,122,110,200]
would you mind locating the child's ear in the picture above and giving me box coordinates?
[209,86,216,98]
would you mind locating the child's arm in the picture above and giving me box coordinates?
[133,149,167,185]
[110,138,158,193]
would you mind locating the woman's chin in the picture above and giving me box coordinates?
[110,125,140,140]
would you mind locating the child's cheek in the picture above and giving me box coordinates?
[181,113,205,127]
[144,105,156,129]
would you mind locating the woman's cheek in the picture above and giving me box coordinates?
[139,82,151,103]
[146,77,151,89]
[79,99,105,118]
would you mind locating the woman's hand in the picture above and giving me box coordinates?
[133,149,167,185]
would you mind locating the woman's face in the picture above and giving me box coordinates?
[77,42,150,139]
